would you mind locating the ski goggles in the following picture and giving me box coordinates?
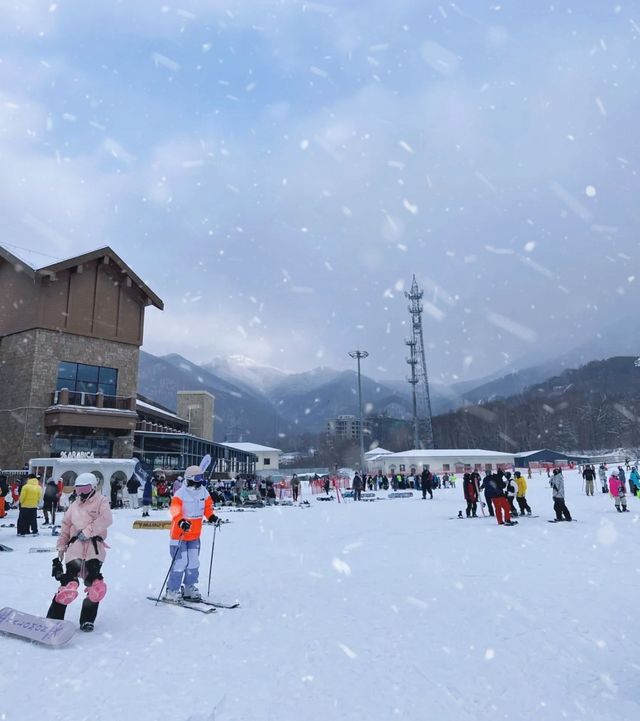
[75,484,94,495]
[186,474,205,485]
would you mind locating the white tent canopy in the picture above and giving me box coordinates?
[29,457,137,495]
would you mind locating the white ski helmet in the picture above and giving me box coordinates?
[74,472,98,488]
[184,465,205,485]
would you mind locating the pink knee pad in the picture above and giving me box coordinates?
[86,578,107,603]
[55,580,79,605]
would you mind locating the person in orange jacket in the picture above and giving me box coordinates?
[164,463,221,602]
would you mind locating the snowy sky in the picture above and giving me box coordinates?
[1,1,638,383]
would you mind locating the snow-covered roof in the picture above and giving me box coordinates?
[222,442,282,453]
[513,449,544,457]
[365,447,393,457]
[136,399,184,421]
[385,449,514,459]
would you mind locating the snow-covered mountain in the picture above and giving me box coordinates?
[203,355,290,394]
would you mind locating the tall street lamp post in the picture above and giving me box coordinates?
[348,349,369,474]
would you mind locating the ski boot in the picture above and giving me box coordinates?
[80,622,94,632]
[182,584,202,602]
[163,589,182,603]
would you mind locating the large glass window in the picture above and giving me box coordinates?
[50,436,113,457]
[56,362,118,395]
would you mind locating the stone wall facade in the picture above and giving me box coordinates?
[0,328,139,469]
[177,391,215,442]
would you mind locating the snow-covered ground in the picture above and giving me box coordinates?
[1,468,639,721]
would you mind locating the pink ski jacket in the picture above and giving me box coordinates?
[57,492,113,563]
[608,476,624,498]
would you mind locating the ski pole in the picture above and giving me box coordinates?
[206,522,218,597]
[155,531,185,605]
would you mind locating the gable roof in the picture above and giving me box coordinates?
[222,442,282,454]
[0,246,37,278]
[37,246,163,310]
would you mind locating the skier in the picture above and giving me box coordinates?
[513,471,532,516]
[291,474,300,502]
[46,473,112,631]
[17,473,42,536]
[608,469,628,512]
[323,476,331,496]
[598,464,608,494]
[421,468,433,500]
[550,468,572,522]
[462,473,478,517]
[582,465,596,496]
[504,471,519,517]
[164,464,222,602]
[42,479,59,526]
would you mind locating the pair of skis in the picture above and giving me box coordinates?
[146,595,239,614]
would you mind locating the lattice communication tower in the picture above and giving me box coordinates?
[405,275,435,448]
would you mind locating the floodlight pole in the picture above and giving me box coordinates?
[348,350,369,474]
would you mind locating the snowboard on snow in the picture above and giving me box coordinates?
[547,519,578,523]
[0,543,14,552]
[388,492,414,499]
[0,607,76,646]
[133,520,172,530]
[29,547,57,553]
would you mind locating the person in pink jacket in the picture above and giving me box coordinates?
[46,472,113,632]
[608,469,628,513]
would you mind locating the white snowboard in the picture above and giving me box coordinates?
[0,607,76,646]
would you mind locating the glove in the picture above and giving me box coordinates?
[52,557,64,580]
[178,519,191,532]
[208,514,221,527]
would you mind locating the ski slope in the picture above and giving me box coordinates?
[0,468,638,721]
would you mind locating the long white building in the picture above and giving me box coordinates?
[221,442,281,471]
[366,448,515,475]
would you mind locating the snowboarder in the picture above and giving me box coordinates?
[46,472,112,632]
[42,479,59,526]
[485,473,514,525]
[164,465,222,602]
[582,465,596,496]
[514,471,532,516]
[550,468,572,522]
[462,473,478,517]
[17,473,42,536]
[608,469,628,512]
[598,464,608,494]
[504,472,519,517]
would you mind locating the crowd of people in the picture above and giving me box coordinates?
[2,457,640,635]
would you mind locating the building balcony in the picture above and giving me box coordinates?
[45,389,138,432]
